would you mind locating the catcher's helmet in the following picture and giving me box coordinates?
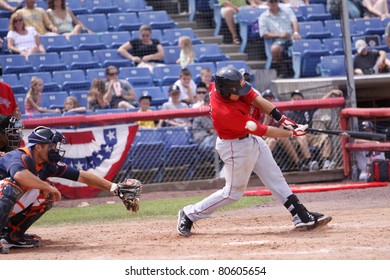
[361,121,374,131]
[0,115,23,149]
[214,66,251,99]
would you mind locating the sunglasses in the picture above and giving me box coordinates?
[107,72,118,76]
[14,19,23,23]
[196,91,207,94]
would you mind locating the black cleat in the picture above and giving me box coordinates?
[177,209,193,237]
[1,237,41,249]
[293,212,332,230]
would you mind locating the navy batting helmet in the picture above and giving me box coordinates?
[361,121,374,131]
[214,66,251,99]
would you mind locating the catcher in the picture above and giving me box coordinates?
[0,126,142,254]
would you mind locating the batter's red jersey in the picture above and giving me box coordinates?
[0,82,18,116]
[209,82,268,139]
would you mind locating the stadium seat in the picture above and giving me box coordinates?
[60,50,100,71]
[40,91,69,110]
[158,126,194,148]
[215,60,251,74]
[86,68,107,81]
[354,18,385,36]
[107,12,142,32]
[351,35,389,52]
[38,35,74,53]
[163,28,203,45]
[322,38,344,55]
[100,31,131,49]
[188,0,214,22]
[93,49,134,68]
[292,39,331,78]
[77,14,109,33]
[28,53,68,72]
[134,86,167,106]
[298,21,332,40]
[298,4,332,21]
[84,0,120,14]
[132,128,163,146]
[68,34,106,51]
[69,90,89,108]
[138,11,178,30]
[52,70,91,92]
[31,111,63,118]
[131,29,168,46]
[66,0,89,15]
[14,94,26,115]
[0,18,9,38]
[193,43,230,63]
[19,72,61,93]
[0,55,34,74]
[119,67,154,88]
[163,45,180,64]
[1,74,26,94]
[319,55,346,76]
[112,0,153,14]
[324,19,361,38]
[152,65,182,87]
[94,108,127,114]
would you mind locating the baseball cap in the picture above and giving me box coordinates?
[139,94,152,102]
[169,84,181,94]
[262,89,275,99]
[291,89,304,98]
[355,39,367,54]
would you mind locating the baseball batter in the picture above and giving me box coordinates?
[177,66,332,237]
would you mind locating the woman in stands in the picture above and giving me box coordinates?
[118,24,165,72]
[88,78,109,111]
[7,12,46,60]
[24,77,61,116]
[46,0,92,40]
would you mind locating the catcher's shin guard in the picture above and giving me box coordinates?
[284,194,311,223]
[0,179,23,234]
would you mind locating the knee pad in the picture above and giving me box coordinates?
[0,179,24,231]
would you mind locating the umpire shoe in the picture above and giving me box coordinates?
[177,209,193,237]
[292,212,332,230]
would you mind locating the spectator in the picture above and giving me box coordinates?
[176,35,195,68]
[137,95,156,128]
[192,94,216,150]
[192,82,208,109]
[88,78,109,111]
[258,0,301,77]
[354,120,386,181]
[63,96,86,114]
[157,84,191,128]
[353,39,390,75]
[285,89,343,170]
[0,81,21,118]
[7,12,46,60]
[19,0,58,35]
[103,66,136,109]
[363,0,389,18]
[173,68,197,104]
[0,0,22,12]
[219,0,259,45]
[46,0,93,40]
[24,77,61,115]
[199,67,213,92]
[280,0,309,9]
[117,24,165,73]
[327,0,370,19]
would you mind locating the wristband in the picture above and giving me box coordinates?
[110,183,118,192]
[269,107,283,121]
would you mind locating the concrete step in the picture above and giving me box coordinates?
[200,36,223,44]
[193,29,214,37]
[247,60,266,70]
[226,52,248,61]
[178,21,197,29]
[219,44,240,54]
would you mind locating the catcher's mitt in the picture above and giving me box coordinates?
[114,179,142,212]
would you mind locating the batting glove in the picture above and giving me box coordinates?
[279,115,298,130]
[291,124,308,137]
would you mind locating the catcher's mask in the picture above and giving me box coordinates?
[214,66,251,99]
[0,115,24,149]
[27,126,67,163]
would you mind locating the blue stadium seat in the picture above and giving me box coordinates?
[152,65,182,86]
[77,14,109,33]
[107,12,141,32]
[351,35,388,52]
[292,39,331,78]
[40,91,69,110]
[112,0,153,14]
[186,62,216,84]
[93,49,134,68]
[95,108,127,114]
[60,50,100,71]
[28,53,67,72]
[19,72,61,93]
[0,18,9,38]
[38,35,74,53]
[163,28,203,45]
[319,55,346,76]
[69,90,89,108]
[188,0,214,22]
[132,128,163,146]
[128,141,165,178]
[322,38,344,55]
[14,94,26,115]
[68,34,106,51]
[84,0,120,14]
[0,55,34,74]
[52,70,91,92]
[119,67,154,88]
[158,126,193,148]
[298,4,332,21]
[35,0,48,9]
[193,43,230,63]
[67,0,89,15]
[324,19,361,38]
[100,31,131,48]
[163,45,180,64]
[215,60,254,82]
[138,11,178,30]
[86,68,107,81]
[131,29,168,46]
[134,86,167,106]
[354,18,385,36]
[298,21,332,40]
[31,111,63,119]
[2,74,26,94]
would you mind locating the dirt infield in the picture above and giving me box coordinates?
[2,183,390,260]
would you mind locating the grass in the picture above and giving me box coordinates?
[35,195,272,227]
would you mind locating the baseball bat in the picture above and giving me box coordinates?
[306,128,387,141]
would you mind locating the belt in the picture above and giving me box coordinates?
[220,134,249,140]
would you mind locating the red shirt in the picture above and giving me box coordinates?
[0,82,18,116]
[209,82,268,139]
